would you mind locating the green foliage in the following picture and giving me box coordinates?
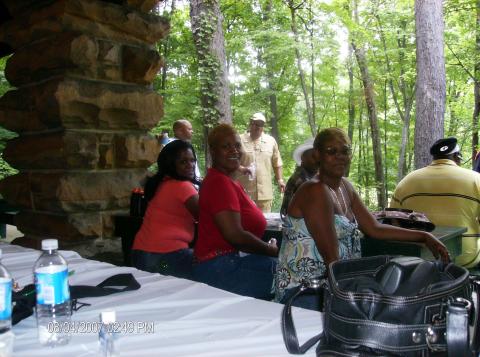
[192,5,222,127]
[0,58,10,97]
[0,0,475,211]
[154,9,199,125]
[0,57,17,180]
[156,0,477,209]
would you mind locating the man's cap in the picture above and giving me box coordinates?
[430,137,460,156]
[250,112,266,122]
[293,138,314,166]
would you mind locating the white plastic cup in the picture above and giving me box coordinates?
[248,163,256,181]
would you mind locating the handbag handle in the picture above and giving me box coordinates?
[446,276,480,357]
[281,277,325,354]
[469,277,480,354]
[70,273,141,298]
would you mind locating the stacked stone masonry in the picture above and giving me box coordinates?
[0,0,168,249]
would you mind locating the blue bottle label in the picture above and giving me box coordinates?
[0,278,12,320]
[35,266,70,305]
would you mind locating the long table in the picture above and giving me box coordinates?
[361,225,466,259]
[4,243,321,357]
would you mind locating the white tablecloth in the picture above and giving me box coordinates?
[1,243,321,356]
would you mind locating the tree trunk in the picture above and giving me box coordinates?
[347,45,355,143]
[414,0,446,169]
[308,0,316,130]
[383,80,388,198]
[395,36,414,182]
[159,0,176,92]
[351,0,386,208]
[263,0,280,143]
[190,0,232,166]
[353,42,386,208]
[447,85,460,136]
[473,0,480,166]
[287,0,316,136]
[375,14,415,181]
[398,25,415,180]
[346,45,355,178]
[268,75,280,143]
[357,111,363,198]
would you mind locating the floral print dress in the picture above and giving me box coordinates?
[273,214,362,303]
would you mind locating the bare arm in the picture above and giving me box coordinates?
[184,194,199,221]
[213,211,278,257]
[274,166,286,193]
[347,181,450,262]
[291,182,339,266]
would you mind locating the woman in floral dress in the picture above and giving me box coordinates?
[273,128,450,309]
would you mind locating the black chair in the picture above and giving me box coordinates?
[113,214,143,266]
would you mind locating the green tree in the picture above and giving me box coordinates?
[0,57,17,180]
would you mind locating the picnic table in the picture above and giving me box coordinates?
[5,242,320,357]
[361,225,466,259]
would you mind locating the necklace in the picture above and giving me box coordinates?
[327,182,349,216]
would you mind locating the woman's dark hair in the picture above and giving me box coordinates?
[144,140,200,202]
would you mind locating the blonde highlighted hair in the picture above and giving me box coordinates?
[208,123,238,149]
[314,127,350,151]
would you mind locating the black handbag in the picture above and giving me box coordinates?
[282,256,480,356]
[372,208,435,232]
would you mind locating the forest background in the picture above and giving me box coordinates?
[0,0,478,212]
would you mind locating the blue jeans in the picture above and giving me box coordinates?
[192,253,277,300]
[132,249,193,279]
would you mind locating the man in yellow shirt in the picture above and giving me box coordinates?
[390,137,480,268]
[236,113,285,212]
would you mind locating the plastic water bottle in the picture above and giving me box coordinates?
[248,163,256,181]
[99,311,118,357]
[0,249,12,333]
[34,239,71,347]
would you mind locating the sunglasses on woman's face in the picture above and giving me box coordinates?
[323,146,352,157]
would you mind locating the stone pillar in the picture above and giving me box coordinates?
[0,0,168,252]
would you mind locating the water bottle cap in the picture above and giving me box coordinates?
[41,239,58,250]
[100,311,116,324]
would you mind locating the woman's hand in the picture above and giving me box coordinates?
[267,239,279,257]
[238,165,252,176]
[423,233,450,263]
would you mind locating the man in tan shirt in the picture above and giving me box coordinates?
[236,113,285,212]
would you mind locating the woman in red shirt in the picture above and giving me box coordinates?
[193,124,278,299]
[132,140,200,279]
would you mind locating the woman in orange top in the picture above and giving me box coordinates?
[132,140,200,279]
